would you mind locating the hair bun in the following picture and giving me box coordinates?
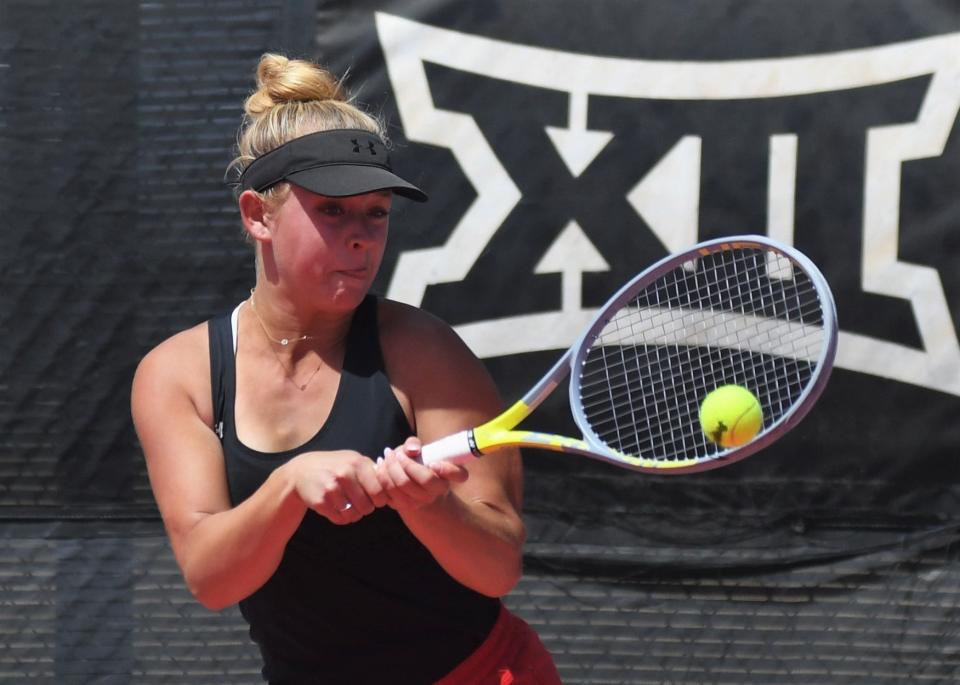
[244,53,344,116]
[232,53,383,184]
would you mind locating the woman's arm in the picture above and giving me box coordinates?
[378,302,527,598]
[131,326,384,610]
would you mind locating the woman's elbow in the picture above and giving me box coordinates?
[491,558,525,597]
[480,537,526,598]
[185,574,233,611]
[179,560,239,611]
[195,593,232,612]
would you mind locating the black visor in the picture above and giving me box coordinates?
[237,129,428,202]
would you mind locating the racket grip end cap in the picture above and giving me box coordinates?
[421,430,479,466]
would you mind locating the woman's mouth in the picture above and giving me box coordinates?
[336,267,368,280]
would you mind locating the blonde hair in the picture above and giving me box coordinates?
[230,54,384,208]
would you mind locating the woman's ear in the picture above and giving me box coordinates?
[238,190,272,243]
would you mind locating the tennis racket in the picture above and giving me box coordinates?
[422,235,838,474]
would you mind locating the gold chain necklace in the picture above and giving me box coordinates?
[248,290,323,391]
[248,289,315,346]
[288,360,324,392]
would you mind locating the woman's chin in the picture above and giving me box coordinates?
[324,283,372,310]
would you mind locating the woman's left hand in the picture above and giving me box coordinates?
[376,437,469,511]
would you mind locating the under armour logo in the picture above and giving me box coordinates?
[351,139,378,155]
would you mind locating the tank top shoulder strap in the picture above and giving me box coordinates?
[344,293,383,375]
[208,304,241,440]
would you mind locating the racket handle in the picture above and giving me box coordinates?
[420,430,479,466]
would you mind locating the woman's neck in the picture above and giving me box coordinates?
[247,287,354,356]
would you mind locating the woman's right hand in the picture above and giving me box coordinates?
[284,450,388,524]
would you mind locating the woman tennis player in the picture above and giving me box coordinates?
[131,54,562,684]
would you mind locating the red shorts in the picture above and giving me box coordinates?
[434,605,562,684]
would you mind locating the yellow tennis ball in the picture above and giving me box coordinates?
[699,385,763,448]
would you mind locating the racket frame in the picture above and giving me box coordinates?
[568,235,838,473]
[421,235,838,474]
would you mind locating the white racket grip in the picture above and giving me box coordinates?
[420,430,479,466]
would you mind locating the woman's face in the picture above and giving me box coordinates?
[265,185,392,311]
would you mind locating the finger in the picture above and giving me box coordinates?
[375,452,397,482]
[382,452,428,509]
[334,500,355,515]
[429,460,470,483]
[393,448,442,488]
[340,476,375,517]
[356,460,388,509]
[320,496,356,525]
[374,454,400,508]
[391,451,453,507]
[332,502,363,525]
[376,448,392,473]
[309,474,351,519]
[384,451,418,492]
[401,437,422,460]
[396,451,458,504]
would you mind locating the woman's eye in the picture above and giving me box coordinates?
[319,204,344,216]
[369,207,391,219]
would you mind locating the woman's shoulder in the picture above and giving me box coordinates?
[133,321,213,412]
[375,296,494,390]
[375,297,466,359]
[373,299,504,439]
[138,321,209,371]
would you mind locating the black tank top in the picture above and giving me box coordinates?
[209,295,499,684]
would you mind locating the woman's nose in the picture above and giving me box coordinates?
[346,217,380,249]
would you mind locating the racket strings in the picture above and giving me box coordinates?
[577,247,827,462]
[636,258,808,451]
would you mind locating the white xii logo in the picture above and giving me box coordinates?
[376,13,960,397]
